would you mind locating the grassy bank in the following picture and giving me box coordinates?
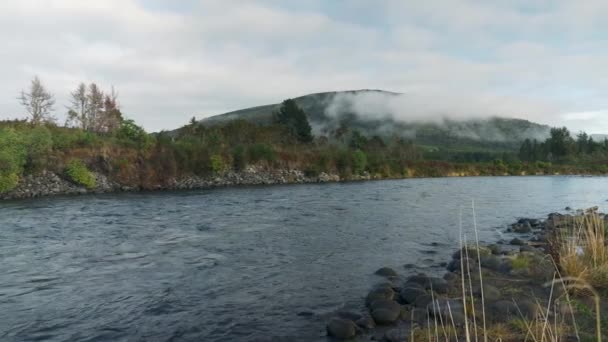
[1,119,607,197]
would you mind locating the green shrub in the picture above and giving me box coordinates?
[210,154,225,174]
[352,150,368,174]
[0,172,19,193]
[65,159,96,189]
[511,255,529,270]
[248,143,276,163]
[25,126,53,172]
[232,145,246,171]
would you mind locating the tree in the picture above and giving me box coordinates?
[18,76,55,125]
[66,83,88,129]
[274,99,313,143]
[86,83,104,131]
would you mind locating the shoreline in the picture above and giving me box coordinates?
[1,168,606,202]
[326,208,606,341]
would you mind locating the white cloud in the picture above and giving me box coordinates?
[0,0,608,133]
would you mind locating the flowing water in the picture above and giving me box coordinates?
[1,176,608,341]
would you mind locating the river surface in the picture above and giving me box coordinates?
[1,176,607,341]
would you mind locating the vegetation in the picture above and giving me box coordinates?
[65,159,96,189]
[1,79,608,195]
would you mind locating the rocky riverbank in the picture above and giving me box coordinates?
[325,208,606,341]
[0,166,362,201]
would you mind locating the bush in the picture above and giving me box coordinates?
[65,159,96,189]
[0,172,19,193]
[210,154,225,174]
[352,150,368,174]
[248,143,276,163]
[232,145,246,171]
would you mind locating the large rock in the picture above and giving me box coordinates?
[366,287,395,307]
[510,238,526,246]
[427,298,466,326]
[512,222,532,233]
[355,315,375,330]
[371,306,401,325]
[375,267,399,277]
[405,274,448,294]
[384,327,410,342]
[479,255,502,271]
[399,286,426,304]
[327,318,358,339]
[452,246,491,260]
[473,284,501,302]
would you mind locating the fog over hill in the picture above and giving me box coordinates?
[199,89,551,145]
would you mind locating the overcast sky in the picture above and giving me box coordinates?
[1,0,608,133]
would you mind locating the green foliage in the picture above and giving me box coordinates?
[274,99,313,143]
[511,255,530,270]
[210,154,225,174]
[248,143,276,163]
[117,119,152,149]
[232,145,246,171]
[352,150,367,174]
[0,173,19,193]
[65,159,96,189]
[24,126,53,172]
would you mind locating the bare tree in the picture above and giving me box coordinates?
[18,76,55,125]
[86,83,104,131]
[66,83,88,129]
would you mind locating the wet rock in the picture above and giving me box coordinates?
[403,263,417,269]
[452,246,491,260]
[487,244,505,255]
[443,272,458,281]
[473,284,501,302]
[512,222,532,233]
[405,275,448,294]
[413,294,433,308]
[479,255,502,271]
[355,315,376,330]
[371,306,401,325]
[297,311,314,317]
[366,287,395,307]
[427,299,466,326]
[384,327,410,342]
[369,299,401,313]
[520,245,537,253]
[375,267,399,277]
[399,286,426,304]
[327,318,358,339]
[510,238,526,246]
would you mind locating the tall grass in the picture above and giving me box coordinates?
[414,206,604,342]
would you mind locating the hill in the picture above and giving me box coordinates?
[198,90,551,153]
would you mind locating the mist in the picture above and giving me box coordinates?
[321,90,557,142]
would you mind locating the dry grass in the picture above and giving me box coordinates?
[411,207,605,342]
[556,212,608,290]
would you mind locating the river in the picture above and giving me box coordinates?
[1,176,607,341]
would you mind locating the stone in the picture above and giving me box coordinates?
[427,298,466,326]
[473,284,501,302]
[512,222,532,233]
[399,286,426,304]
[375,267,399,277]
[327,318,357,339]
[405,275,448,294]
[384,327,410,342]
[371,307,401,325]
[366,287,395,307]
[510,238,526,246]
[487,299,538,321]
[337,311,362,321]
[520,245,536,253]
[355,315,375,330]
[479,255,502,271]
[414,294,433,308]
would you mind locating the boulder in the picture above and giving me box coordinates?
[414,294,433,308]
[366,287,395,307]
[473,284,501,302]
[512,222,532,233]
[327,318,358,339]
[399,286,427,304]
[355,315,376,330]
[384,327,410,342]
[452,246,491,260]
[510,238,526,246]
[375,267,399,277]
[479,255,502,271]
[487,244,505,255]
[427,299,466,326]
[337,311,362,321]
[405,275,448,294]
[520,245,537,253]
[371,307,401,325]
[370,299,401,313]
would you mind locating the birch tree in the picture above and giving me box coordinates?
[18,76,55,125]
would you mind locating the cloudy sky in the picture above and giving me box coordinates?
[1,0,608,133]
